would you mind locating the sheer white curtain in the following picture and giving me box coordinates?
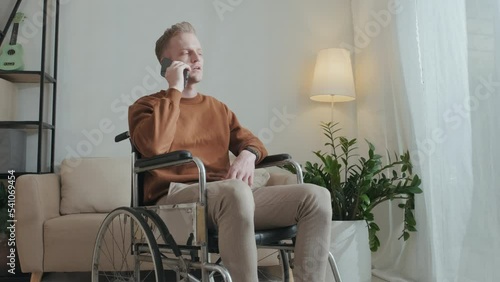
[350,0,500,281]
[459,0,500,280]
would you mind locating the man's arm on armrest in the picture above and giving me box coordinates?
[16,174,61,273]
[227,108,268,163]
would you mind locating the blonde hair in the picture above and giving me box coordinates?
[155,22,196,62]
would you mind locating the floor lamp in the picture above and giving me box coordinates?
[310,48,356,124]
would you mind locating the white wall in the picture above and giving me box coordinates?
[13,0,355,171]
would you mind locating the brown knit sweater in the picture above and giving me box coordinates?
[128,89,268,204]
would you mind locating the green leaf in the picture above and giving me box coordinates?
[407,225,417,232]
[364,212,374,221]
[367,141,375,151]
[369,234,381,252]
[404,186,423,194]
[405,211,417,226]
[403,232,410,241]
[360,194,370,205]
[411,175,422,186]
[369,222,380,231]
[401,164,407,172]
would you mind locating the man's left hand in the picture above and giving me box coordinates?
[225,150,256,187]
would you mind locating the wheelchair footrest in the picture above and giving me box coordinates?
[208,225,297,253]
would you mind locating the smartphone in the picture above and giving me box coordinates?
[160,58,189,87]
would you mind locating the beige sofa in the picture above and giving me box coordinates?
[16,157,295,281]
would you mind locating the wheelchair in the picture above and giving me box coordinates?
[91,131,343,282]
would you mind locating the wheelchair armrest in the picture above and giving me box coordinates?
[256,154,291,168]
[135,150,193,173]
[256,154,304,184]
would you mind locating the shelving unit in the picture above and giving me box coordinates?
[0,1,60,279]
[0,0,59,175]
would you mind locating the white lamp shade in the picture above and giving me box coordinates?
[310,48,356,102]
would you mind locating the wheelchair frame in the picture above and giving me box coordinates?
[91,131,343,282]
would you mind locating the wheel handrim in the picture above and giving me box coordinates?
[91,207,164,282]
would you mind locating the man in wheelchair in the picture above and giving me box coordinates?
[128,22,332,282]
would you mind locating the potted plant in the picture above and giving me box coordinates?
[284,122,422,281]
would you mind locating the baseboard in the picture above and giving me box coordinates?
[0,276,29,282]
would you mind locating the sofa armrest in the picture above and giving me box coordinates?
[266,169,299,186]
[16,174,61,273]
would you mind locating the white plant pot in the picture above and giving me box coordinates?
[325,220,371,282]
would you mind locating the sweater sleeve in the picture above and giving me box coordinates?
[227,109,268,163]
[128,89,182,157]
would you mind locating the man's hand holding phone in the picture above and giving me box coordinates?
[161,58,190,92]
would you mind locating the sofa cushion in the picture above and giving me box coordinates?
[265,167,298,186]
[60,157,131,215]
[43,213,108,271]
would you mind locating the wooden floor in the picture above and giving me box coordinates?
[39,271,387,281]
[40,269,285,282]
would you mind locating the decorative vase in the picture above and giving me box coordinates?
[325,220,371,282]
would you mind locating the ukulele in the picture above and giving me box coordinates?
[0,13,26,71]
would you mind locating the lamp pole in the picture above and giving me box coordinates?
[331,99,335,124]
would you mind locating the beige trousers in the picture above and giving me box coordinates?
[156,179,332,282]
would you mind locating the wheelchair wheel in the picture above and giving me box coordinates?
[136,208,200,282]
[91,207,165,282]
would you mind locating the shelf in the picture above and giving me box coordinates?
[0,71,56,83]
[0,121,54,130]
[0,172,52,178]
